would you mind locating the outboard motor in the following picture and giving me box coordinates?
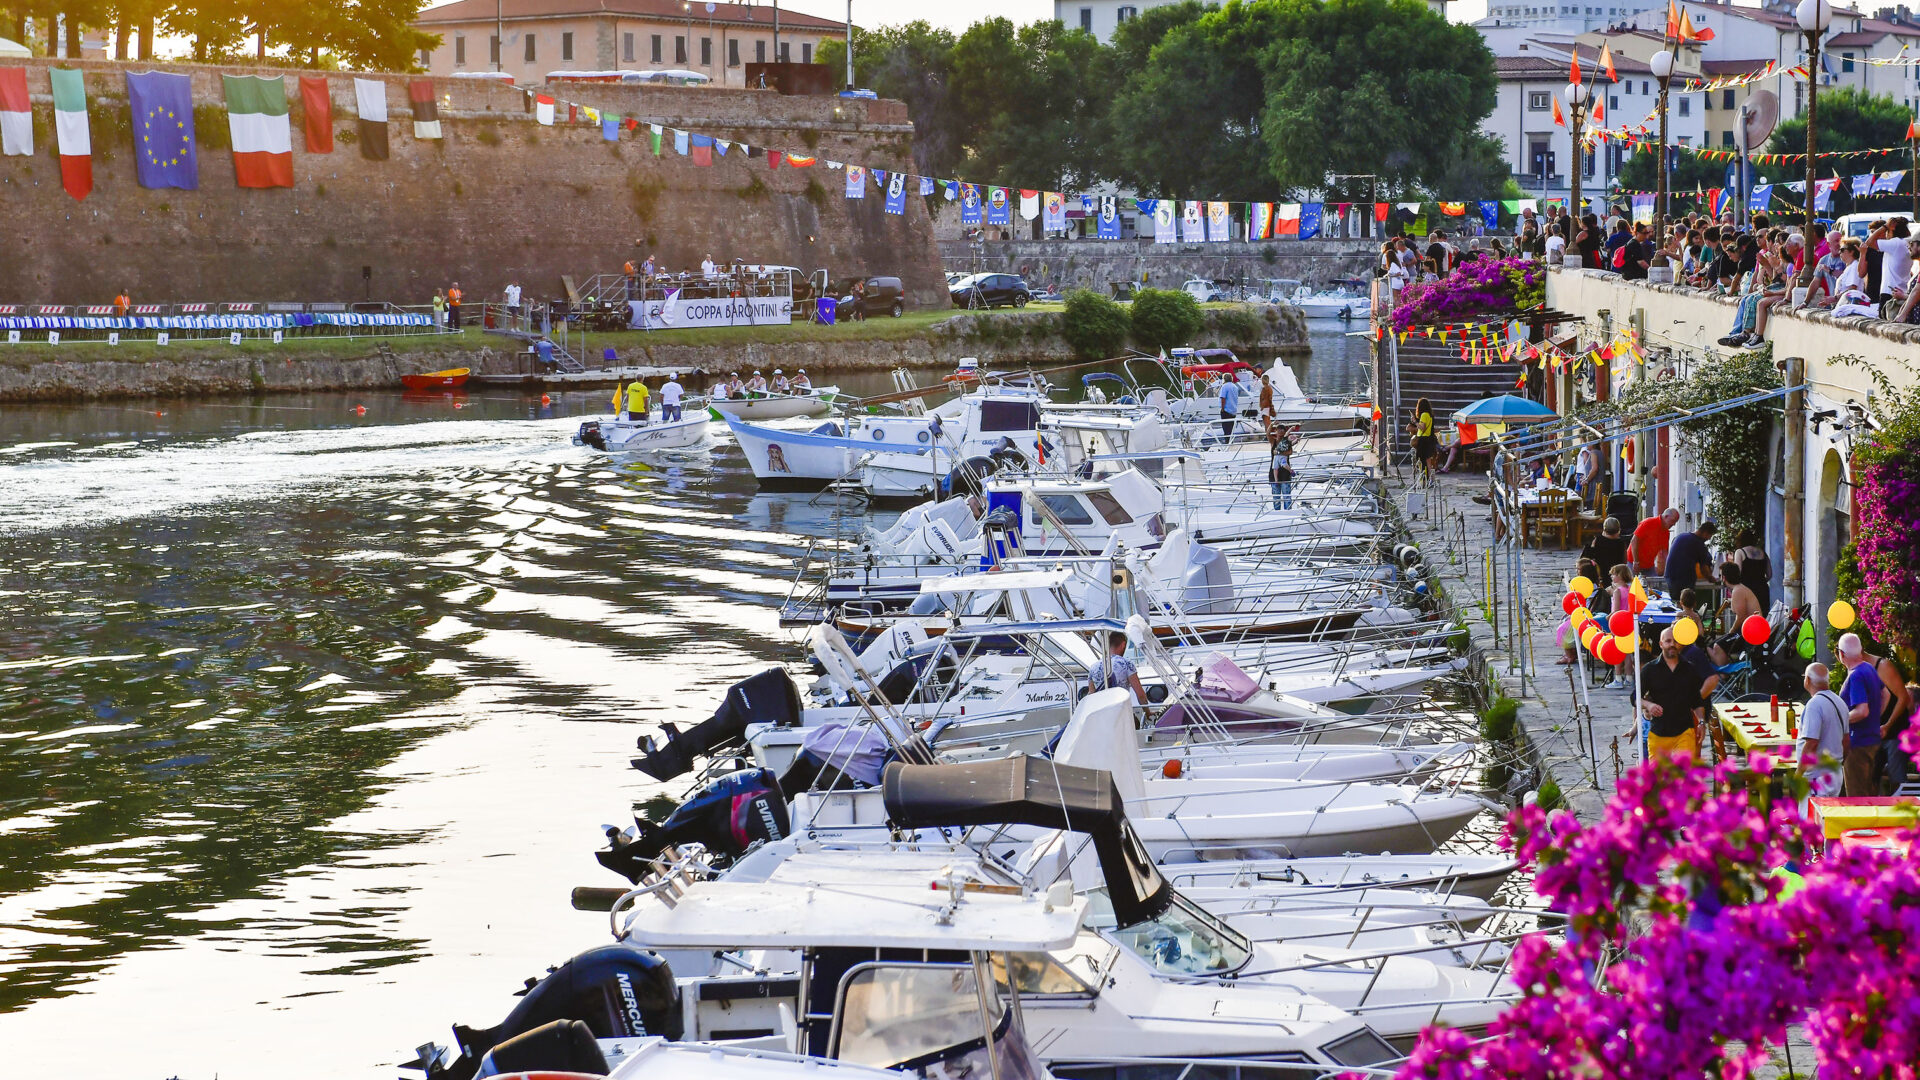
[577,420,608,451]
[632,668,801,781]
[989,437,1029,474]
[435,945,682,1079]
[941,456,998,499]
[597,768,790,882]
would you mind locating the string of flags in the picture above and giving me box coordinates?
[1376,320,1644,387]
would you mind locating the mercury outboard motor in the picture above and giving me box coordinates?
[435,945,681,1080]
[577,420,608,451]
[597,767,790,882]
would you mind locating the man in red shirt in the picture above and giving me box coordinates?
[1630,508,1679,576]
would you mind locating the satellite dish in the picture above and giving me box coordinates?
[1743,89,1780,149]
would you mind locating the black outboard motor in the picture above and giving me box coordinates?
[632,668,802,781]
[473,1021,608,1078]
[437,945,680,1080]
[989,437,1029,473]
[578,420,608,451]
[941,456,998,499]
[597,767,790,882]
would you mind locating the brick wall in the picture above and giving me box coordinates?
[0,59,944,308]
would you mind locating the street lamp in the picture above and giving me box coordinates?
[1567,79,1589,231]
[1650,47,1675,236]
[1798,0,1833,285]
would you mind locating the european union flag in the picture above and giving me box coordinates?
[126,71,198,190]
[1299,203,1322,240]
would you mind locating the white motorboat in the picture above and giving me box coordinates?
[1289,282,1373,320]
[728,387,1049,492]
[707,386,842,421]
[575,411,711,452]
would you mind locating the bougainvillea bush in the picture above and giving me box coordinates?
[1848,374,1920,653]
[1389,257,1545,331]
[1371,729,1920,1080]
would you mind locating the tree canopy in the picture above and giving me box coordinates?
[2,1,438,71]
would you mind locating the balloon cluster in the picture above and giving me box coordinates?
[1563,574,1646,667]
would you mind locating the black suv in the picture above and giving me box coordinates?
[838,276,906,318]
[950,273,1031,309]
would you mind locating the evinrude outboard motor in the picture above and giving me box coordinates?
[432,945,681,1080]
[577,420,609,451]
[631,668,802,781]
[597,767,790,882]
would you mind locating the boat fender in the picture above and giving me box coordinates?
[1161,758,1183,779]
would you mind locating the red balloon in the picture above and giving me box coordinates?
[1608,610,1636,636]
[1597,637,1626,665]
[1742,614,1771,646]
[1562,592,1582,614]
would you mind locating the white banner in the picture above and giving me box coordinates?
[631,294,793,329]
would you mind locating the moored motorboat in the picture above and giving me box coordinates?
[707,386,842,420]
[400,367,470,390]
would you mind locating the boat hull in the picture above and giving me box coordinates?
[576,414,710,452]
[400,368,470,390]
[708,388,840,421]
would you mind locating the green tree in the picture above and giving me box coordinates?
[949,18,1110,188]
[817,22,964,178]
[1766,87,1915,218]
[1061,289,1132,359]
[1130,288,1205,353]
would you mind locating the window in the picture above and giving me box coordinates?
[1039,495,1095,526]
[1722,130,1735,146]
[490,35,500,64]
[1842,52,1855,73]
[1609,95,1619,112]
[651,34,661,62]
[676,35,686,63]
[729,38,739,66]
[1625,81,1632,95]
[701,36,711,65]
[801,43,810,63]
[524,33,535,62]
[1118,5,1137,19]
[1085,490,1133,526]
[1679,96,1689,116]
[562,31,573,61]
[623,32,633,62]
[419,48,431,67]
[455,35,466,65]
[1080,7,1093,30]
[1704,90,1713,110]
[1529,90,1550,110]
[756,39,765,63]
[1641,80,1649,95]
[1723,88,1736,109]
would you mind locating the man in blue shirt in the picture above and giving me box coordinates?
[1087,630,1146,703]
[1218,376,1241,441]
[1665,519,1718,598]
[1837,633,1887,795]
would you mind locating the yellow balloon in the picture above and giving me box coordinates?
[1617,631,1638,651]
[1672,617,1699,646]
[1569,575,1595,598]
[1571,607,1592,626]
[1828,600,1857,630]
[1579,623,1603,648]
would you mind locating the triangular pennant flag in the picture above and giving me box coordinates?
[1601,45,1618,83]
[768,149,783,169]
[649,123,663,155]
[1553,95,1566,127]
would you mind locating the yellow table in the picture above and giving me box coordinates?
[1713,701,1800,754]
[1809,797,1920,840]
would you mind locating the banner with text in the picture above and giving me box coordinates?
[631,294,793,329]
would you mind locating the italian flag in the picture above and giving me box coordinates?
[535,94,555,126]
[223,74,292,188]
[50,68,91,201]
[0,67,30,156]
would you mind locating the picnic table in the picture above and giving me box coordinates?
[1714,700,1799,755]
[1515,485,1578,549]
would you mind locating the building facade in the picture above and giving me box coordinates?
[412,0,846,87]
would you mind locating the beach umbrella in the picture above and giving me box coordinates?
[1452,394,1559,424]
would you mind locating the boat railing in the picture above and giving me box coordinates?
[1049,1056,1402,1079]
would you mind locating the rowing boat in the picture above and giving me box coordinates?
[399,368,470,391]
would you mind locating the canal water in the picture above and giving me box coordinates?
[0,334,1372,1076]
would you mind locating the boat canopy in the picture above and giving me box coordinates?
[919,568,1073,595]
[1083,373,1126,386]
[1179,361,1256,377]
[941,618,1126,641]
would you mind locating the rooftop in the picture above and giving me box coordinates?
[415,0,845,30]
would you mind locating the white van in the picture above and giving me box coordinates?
[1831,211,1917,239]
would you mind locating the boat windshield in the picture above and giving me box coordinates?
[1082,888,1252,977]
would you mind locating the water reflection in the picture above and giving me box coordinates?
[0,341,1371,1073]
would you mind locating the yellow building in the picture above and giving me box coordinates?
[412,0,847,87]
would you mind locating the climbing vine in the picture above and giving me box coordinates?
[1580,351,1781,539]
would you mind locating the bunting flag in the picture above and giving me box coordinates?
[714,138,729,156]
[1553,95,1566,128]
[870,167,884,189]
[1374,202,1390,222]
[1666,0,1680,37]
[920,176,935,196]
[0,68,28,156]
[1570,52,1581,86]
[1682,61,1783,93]
[1154,198,1177,242]
[1706,188,1729,217]
[1814,176,1842,211]
[601,114,619,140]
[1680,8,1711,40]
[1299,202,1322,240]
[1097,195,1121,239]
[1600,45,1618,83]
[845,163,866,197]
[1019,189,1039,220]
[223,74,293,188]
[1873,169,1906,194]
[1181,200,1205,242]
[1631,193,1653,223]
[673,129,689,155]
[1852,172,1874,198]
[298,75,332,154]
[353,77,388,161]
[127,70,199,190]
[1250,201,1274,240]
[691,132,713,166]
[1909,119,1920,141]
[884,170,907,214]
[785,153,814,167]
[986,185,1011,224]
[1439,202,1466,216]
[942,179,957,200]
[1478,200,1499,230]
[961,183,981,224]
[408,79,441,140]
[1275,202,1302,236]
[49,68,90,200]
[649,123,663,155]
[1206,200,1231,242]
[1043,190,1066,232]
[535,93,555,125]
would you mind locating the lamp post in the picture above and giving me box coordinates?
[1567,79,1589,227]
[1798,0,1832,285]
[1650,47,1675,236]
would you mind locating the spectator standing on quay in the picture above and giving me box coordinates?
[1731,529,1772,615]
[1836,634,1887,796]
[1665,518,1717,598]
[1796,663,1850,798]
[447,282,464,330]
[114,289,131,317]
[431,289,447,327]
[1631,508,1678,576]
[1641,626,1708,761]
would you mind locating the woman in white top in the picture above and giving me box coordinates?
[1543,223,1567,263]
[1871,217,1913,302]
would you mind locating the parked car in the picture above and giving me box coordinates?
[950,273,1031,309]
[1179,277,1232,303]
[836,276,906,318]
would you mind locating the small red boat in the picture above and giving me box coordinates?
[400,367,470,391]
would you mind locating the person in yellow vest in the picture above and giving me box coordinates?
[447,282,464,330]
[616,379,649,422]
